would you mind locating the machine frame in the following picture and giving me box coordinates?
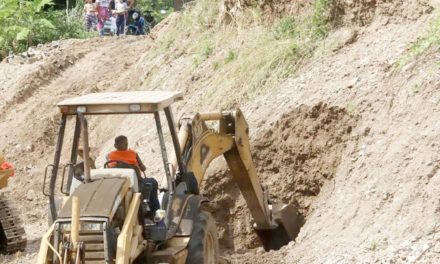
[39,91,300,264]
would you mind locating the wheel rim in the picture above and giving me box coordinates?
[203,232,215,264]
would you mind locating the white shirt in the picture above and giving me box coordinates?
[97,0,110,8]
[115,1,127,13]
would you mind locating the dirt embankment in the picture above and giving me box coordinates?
[0,0,439,263]
[221,0,432,25]
[202,103,357,252]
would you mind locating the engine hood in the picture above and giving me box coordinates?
[58,177,127,219]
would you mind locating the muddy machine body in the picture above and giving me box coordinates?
[0,154,27,254]
[38,91,300,264]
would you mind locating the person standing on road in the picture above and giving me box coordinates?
[112,0,128,36]
[83,0,97,32]
[96,0,111,36]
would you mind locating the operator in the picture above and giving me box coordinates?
[107,135,159,217]
[108,135,146,172]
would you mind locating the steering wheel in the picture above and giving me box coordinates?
[104,159,131,169]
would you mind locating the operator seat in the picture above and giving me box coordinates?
[109,162,159,219]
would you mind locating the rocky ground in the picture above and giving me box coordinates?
[1,0,440,263]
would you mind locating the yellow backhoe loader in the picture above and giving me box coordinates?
[38,91,300,263]
[0,154,27,253]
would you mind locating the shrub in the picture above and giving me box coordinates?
[273,16,297,40]
[136,0,174,22]
[0,0,56,58]
[312,0,332,38]
[0,0,92,59]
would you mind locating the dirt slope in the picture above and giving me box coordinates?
[227,2,440,263]
[1,0,440,263]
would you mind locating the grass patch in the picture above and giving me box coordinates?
[154,0,335,106]
[191,37,214,66]
[224,50,236,64]
[397,16,440,69]
[159,34,176,50]
[411,83,421,94]
[367,239,379,251]
[312,0,332,38]
[273,16,297,40]
[212,61,220,70]
[200,39,214,58]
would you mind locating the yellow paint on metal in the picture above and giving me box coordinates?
[116,192,141,264]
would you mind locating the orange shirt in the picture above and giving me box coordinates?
[0,162,14,176]
[108,149,139,167]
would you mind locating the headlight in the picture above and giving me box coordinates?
[129,104,141,112]
[59,222,103,232]
[77,106,87,113]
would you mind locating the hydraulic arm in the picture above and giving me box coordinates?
[174,108,301,250]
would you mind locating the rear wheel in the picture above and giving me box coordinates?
[186,210,219,264]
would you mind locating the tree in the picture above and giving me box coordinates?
[0,0,56,57]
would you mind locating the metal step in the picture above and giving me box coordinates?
[84,250,106,260]
[78,234,104,243]
[82,261,106,264]
[84,243,105,251]
[79,231,106,263]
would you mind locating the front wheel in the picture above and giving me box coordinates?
[186,210,219,264]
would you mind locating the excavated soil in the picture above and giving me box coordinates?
[1,0,440,263]
[201,103,357,251]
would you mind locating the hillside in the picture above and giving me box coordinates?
[1,0,440,263]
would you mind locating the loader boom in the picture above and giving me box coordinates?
[174,109,300,250]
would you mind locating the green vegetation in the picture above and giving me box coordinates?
[0,0,54,57]
[273,17,297,40]
[136,0,174,22]
[0,0,92,59]
[200,39,214,58]
[411,82,421,95]
[397,16,440,68]
[224,50,236,64]
[191,39,213,66]
[312,0,332,38]
[367,239,378,251]
[155,0,335,106]
[0,0,175,59]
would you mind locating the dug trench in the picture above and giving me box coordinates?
[200,102,359,254]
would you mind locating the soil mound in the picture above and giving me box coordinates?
[201,103,357,252]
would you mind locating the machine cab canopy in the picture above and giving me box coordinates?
[57,91,183,115]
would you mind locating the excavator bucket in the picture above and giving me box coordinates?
[255,203,302,251]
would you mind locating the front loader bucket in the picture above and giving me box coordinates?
[255,204,302,251]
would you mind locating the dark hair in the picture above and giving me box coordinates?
[115,135,128,146]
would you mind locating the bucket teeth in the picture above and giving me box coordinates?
[255,203,302,251]
[0,195,27,254]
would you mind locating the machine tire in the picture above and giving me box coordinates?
[186,210,219,264]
